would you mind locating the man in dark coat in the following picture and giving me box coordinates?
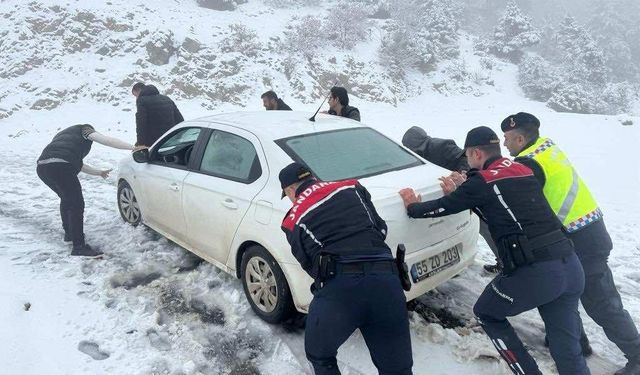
[327,86,360,122]
[261,90,292,110]
[132,82,184,147]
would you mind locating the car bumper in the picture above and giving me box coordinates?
[283,216,479,313]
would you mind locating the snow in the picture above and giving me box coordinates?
[1,0,639,374]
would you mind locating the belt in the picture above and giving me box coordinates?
[335,260,397,275]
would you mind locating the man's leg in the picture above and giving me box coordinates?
[473,275,543,374]
[582,266,640,360]
[53,166,85,248]
[538,254,590,375]
[305,278,359,375]
[37,164,70,237]
[359,274,413,375]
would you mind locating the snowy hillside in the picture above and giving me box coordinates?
[1,0,640,375]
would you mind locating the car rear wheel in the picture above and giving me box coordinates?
[118,181,141,226]
[241,246,294,324]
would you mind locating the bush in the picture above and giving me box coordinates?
[324,2,369,50]
[284,15,324,58]
[220,24,261,57]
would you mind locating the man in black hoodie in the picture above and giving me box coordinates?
[132,82,184,147]
[261,90,292,111]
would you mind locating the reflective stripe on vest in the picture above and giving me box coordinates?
[519,138,601,232]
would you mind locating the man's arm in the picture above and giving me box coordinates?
[515,157,545,186]
[81,164,112,179]
[87,132,134,150]
[357,183,388,239]
[282,225,314,277]
[401,174,487,218]
[173,102,184,124]
[135,100,148,146]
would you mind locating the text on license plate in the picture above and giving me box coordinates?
[410,244,462,283]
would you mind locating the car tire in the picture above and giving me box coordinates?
[241,246,294,324]
[117,180,142,226]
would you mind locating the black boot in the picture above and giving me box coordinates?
[64,232,72,242]
[483,262,502,274]
[615,358,640,375]
[580,334,593,357]
[71,243,103,258]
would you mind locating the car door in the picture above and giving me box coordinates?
[136,126,205,239]
[182,126,268,265]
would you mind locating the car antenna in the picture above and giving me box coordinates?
[309,80,338,122]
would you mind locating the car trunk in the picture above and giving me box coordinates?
[360,164,474,255]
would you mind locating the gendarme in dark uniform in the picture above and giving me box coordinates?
[279,162,412,375]
[399,127,588,375]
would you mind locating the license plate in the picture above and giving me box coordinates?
[410,244,462,283]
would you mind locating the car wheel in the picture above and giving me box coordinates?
[118,181,141,226]
[241,246,294,324]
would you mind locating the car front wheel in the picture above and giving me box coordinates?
[241,246,294,324]
[117,181,141,226]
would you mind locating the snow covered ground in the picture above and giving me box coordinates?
[1,87,638,375]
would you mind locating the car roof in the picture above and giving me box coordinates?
[190,111,365,140]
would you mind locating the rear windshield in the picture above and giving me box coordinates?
[276,127,423,181]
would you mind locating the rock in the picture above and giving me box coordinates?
[146,31,176,65]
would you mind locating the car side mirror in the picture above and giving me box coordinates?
[132,148,150,163]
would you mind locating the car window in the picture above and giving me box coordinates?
[152,127,201,167]
[199,130,262,183]
[276,127,423,181]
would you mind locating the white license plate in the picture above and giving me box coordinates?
[410,244,462,283]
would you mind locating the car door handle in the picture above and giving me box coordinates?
[222,198,238,210]
[168,183,180,192]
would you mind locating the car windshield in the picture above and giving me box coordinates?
[276,127,423,180]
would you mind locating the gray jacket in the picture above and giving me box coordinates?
[402,126,469,172]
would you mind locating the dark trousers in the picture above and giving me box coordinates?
[305,273,413,375]
[571,220,640,360]
[36,163,85,246]
[473,253,589,375]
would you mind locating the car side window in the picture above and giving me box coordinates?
[152,127,201,168]
[199,130,262,183]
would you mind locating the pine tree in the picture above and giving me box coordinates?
[491,1,540,63]
[555,16,607,86]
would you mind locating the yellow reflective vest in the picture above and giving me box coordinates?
[518,137,601,233]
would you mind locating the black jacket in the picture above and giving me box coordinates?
[135,85,184,146]
[402,126,469,172]
[281,179,391,278]
[38,124,95,173]
[407,157,563,244]
[329,105,360,122]
[276,98,292,110]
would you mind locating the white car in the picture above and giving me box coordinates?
[117,111,479,323]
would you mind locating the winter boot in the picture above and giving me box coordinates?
[64,232,72,242]
[483,262,502,274]
[615,358,640,375]
[71,244,103,258]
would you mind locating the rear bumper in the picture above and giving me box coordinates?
[283,216,479,313]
